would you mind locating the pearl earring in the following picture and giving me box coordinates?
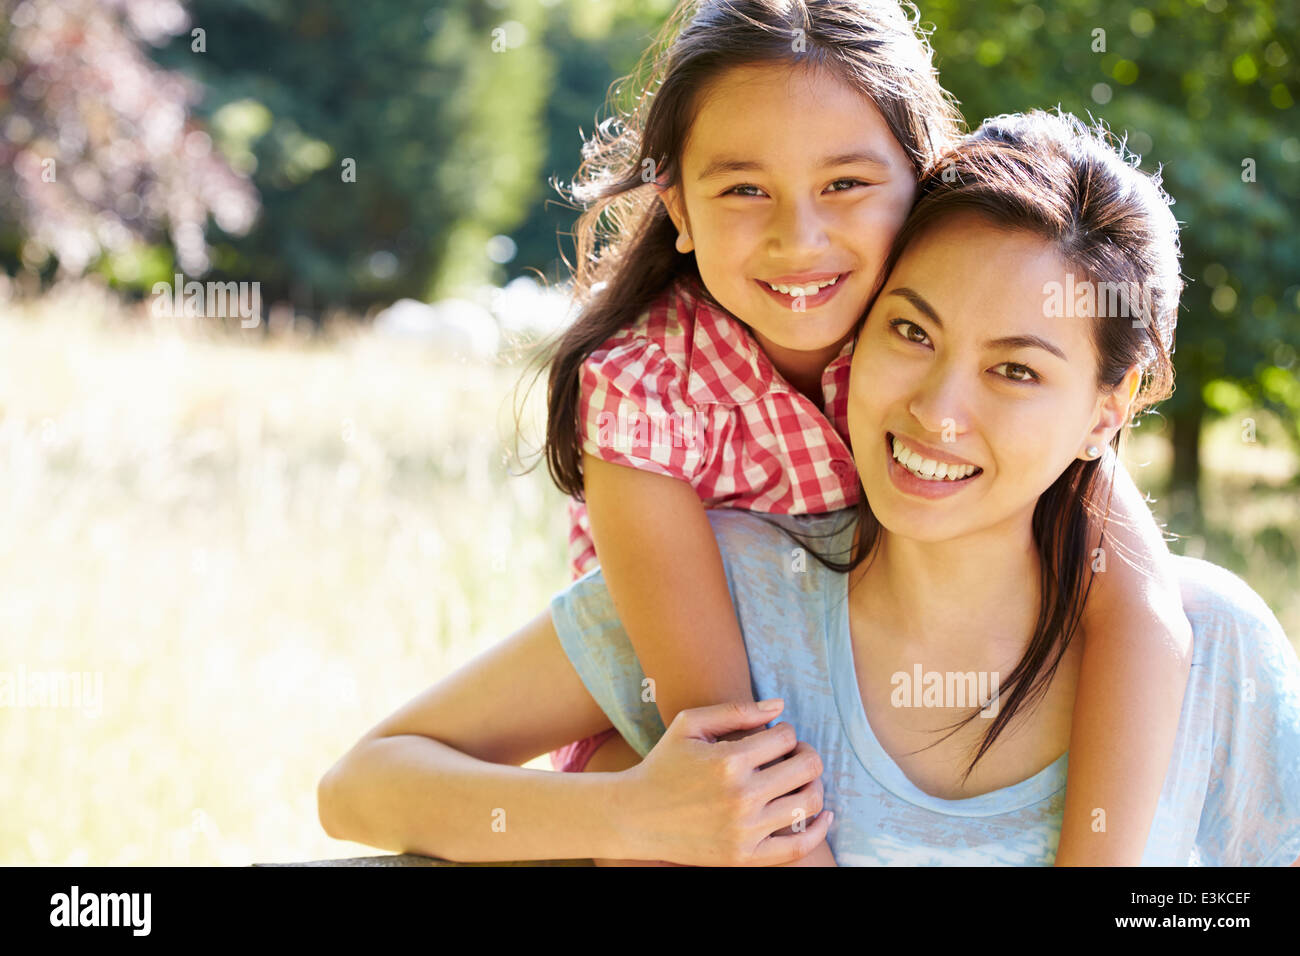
[1085,445,1100,459]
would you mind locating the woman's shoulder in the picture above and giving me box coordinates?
[706,509,858,601]
[1164,554,1300,866]
[1173,555,1295,670]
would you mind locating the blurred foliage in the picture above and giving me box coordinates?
[146,0,552,310]
[0,0,258,281]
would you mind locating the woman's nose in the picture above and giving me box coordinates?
[907,366,970,440]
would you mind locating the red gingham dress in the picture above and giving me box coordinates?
[552,272,860,772]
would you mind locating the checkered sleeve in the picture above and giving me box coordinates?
[577,338,707,485]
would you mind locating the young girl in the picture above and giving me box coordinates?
[543,0,1191,864]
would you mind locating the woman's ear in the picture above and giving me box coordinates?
[1080,364,1141,457]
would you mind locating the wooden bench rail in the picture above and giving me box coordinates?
[253,854,594,867]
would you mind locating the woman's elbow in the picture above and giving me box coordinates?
[316,760,346,841]
[317,748,366,842]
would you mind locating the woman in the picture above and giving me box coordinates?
[317,110,1300,866]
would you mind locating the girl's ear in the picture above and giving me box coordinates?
[657,183,694,254]
[1081,363,1141,457]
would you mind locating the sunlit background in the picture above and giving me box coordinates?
[0,0,1296,864]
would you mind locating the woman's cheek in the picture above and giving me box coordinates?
[986,399,1069,494]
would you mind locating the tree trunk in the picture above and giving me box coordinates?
[1169,394,1203,510]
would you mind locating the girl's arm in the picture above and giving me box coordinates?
[316,607,831,865]
[581,451,759,724]
[1055,451,1193,866]
[582,452,837,865]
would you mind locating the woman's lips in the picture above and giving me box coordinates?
[755,272,849,309]
[884,431,984,500]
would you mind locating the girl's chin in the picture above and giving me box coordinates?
[748,318,857,357]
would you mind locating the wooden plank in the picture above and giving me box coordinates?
[253,854,594,867]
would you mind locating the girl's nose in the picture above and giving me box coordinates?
[769,197,830,260]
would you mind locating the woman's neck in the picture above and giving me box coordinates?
[850,509,1043,659]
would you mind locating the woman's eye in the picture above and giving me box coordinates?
[724,184,764,197]
[992,362,1040,384]
[889,318,931,346]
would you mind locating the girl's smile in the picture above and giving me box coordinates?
[755,270,852,309]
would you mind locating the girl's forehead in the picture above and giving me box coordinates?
[682,64,906,174]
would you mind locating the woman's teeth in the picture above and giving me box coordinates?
[891,436,979,481]
[765,275,840,297]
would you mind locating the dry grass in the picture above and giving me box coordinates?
[0,280,570,865]
[0,279,1295,865]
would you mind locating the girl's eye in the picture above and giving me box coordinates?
[826,178,869,193]
[888,318,931,346]
[992,361,1040,384]
[722,179,869,197]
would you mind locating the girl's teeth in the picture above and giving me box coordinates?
[890,436,977,481]
[767,275,839,296]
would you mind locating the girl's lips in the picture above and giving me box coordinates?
[755,272,849,309]
[884,431,984,500]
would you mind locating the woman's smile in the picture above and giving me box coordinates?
[884,430,985,500]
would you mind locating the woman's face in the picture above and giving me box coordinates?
[848,211,1140,543]
[659,62,916,368]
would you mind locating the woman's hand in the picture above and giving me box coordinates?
[612,699,832,866]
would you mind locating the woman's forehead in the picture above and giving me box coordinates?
[880,216,1096,358]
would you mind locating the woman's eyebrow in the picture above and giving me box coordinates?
[886,287,1069,361]
[696,149,894,181]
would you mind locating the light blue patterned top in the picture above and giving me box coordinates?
[549,508,1300,866]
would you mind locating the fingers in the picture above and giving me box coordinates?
[726,720,801,769]
[751,807,834,866]
[753,738,823,803]
[673,699,784,741]
[760,774,825,835]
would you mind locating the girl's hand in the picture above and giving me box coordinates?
[614,699,832,866]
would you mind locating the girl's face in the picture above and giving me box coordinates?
[847,211,1141,543]
[660,62,916,368]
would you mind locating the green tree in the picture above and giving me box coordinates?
[152,0,553,314]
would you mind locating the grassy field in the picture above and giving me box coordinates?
[1,279,1296,865]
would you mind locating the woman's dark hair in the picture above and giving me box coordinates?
[529,0,963,498]
[793,108,1182,782]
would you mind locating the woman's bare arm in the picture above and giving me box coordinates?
[317,608,831,865]
[317,608,630,862]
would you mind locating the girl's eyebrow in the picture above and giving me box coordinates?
[887,287,1069,361]
[696,149,895,181]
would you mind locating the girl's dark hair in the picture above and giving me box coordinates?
[796,108,1182,782]
[533,0,963,498]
